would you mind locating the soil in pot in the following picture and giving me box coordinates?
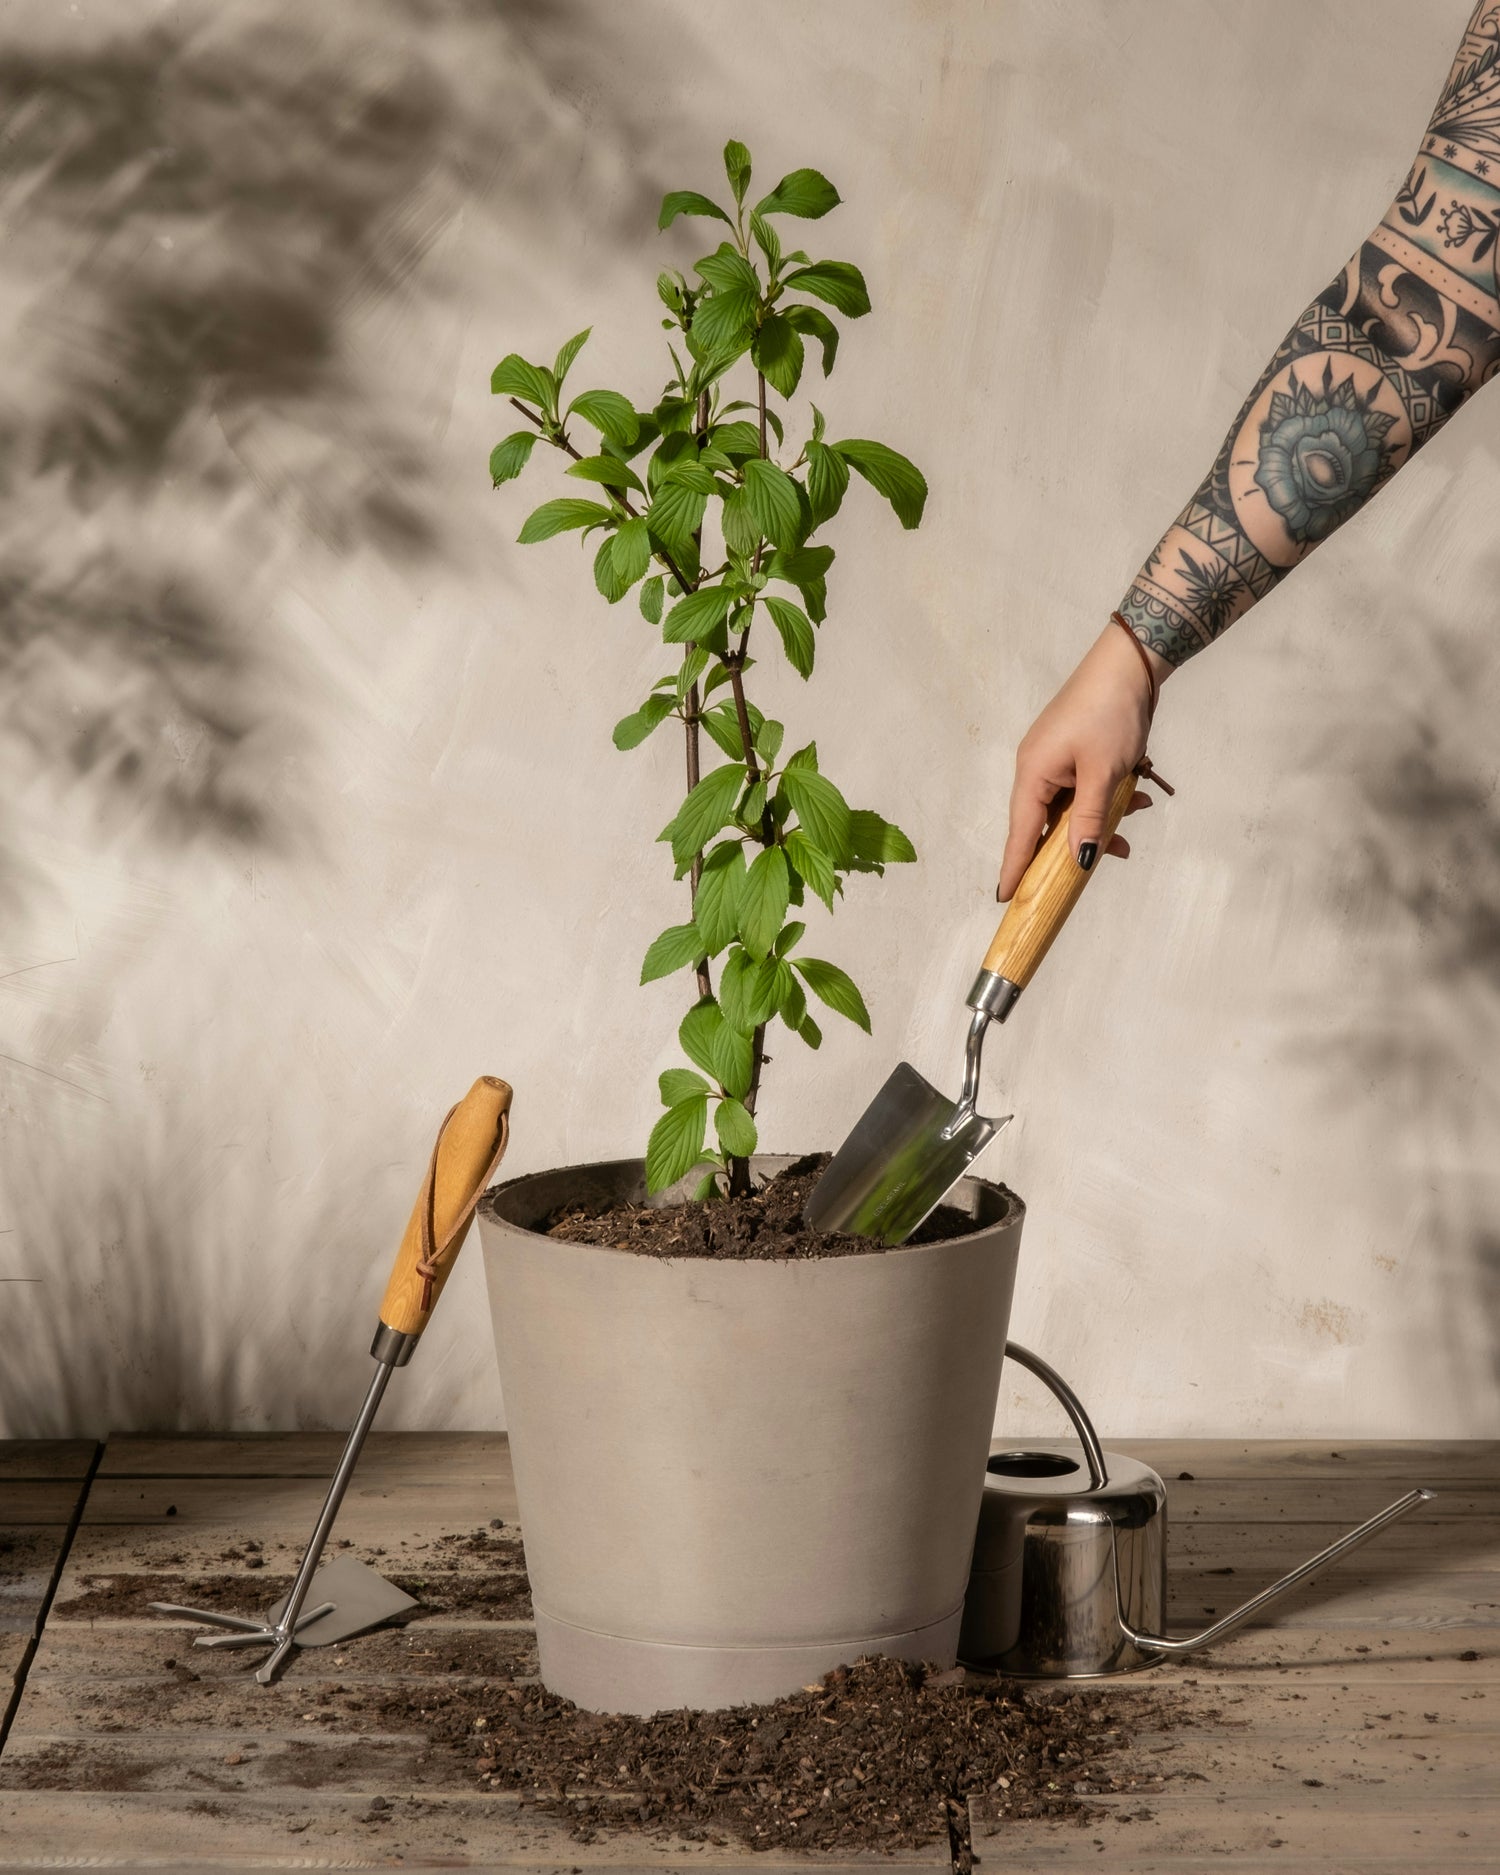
[544,1152,1005,1259]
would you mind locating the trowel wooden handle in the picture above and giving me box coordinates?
[982,771,1139,988]
[377,1077,512,1341]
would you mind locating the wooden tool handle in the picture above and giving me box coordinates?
[377,1076,513,1339]
[982,771,1139,989]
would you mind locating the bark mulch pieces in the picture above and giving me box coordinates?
[546,1153,994,1261]
[370,1651,1198,1864]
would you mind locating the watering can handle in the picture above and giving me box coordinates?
[1004,1342,1109,1491]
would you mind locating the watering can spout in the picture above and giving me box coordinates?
[1117,1485,1436,1659]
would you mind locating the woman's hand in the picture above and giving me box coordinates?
[996,621,1171,902]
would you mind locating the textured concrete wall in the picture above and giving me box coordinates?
[2,0,1496,1440]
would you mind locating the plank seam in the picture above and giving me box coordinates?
[0,1440,103,1760]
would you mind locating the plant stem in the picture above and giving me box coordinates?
[688,385,713,1000]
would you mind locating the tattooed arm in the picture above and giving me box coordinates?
[998,2,1500,899]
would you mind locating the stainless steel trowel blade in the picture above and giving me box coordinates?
[265,1553,418,1648]
[804,1059,1011,1246]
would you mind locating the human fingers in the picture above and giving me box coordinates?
[996,755,1064,903]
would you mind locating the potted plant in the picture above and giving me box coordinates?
[477,141,1025,1715]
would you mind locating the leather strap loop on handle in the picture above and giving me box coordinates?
[377,1076,513,1340]
[982,771,1141,989]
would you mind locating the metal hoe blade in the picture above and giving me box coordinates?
[148,1356,417,1682]
[805,1058,1011,1245]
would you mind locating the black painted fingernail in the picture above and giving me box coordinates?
[1077,841,1097,872]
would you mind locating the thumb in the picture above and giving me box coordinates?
[1067,765,1126,872]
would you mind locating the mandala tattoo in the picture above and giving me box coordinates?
[1118,1,1500,667]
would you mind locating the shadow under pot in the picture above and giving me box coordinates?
[477,1152,1024,1717]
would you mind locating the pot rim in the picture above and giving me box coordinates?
[478,1151,1023,1258]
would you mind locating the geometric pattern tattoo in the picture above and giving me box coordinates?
[1119,2,1500,665]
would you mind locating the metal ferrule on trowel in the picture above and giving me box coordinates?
[806,771,1149,1245]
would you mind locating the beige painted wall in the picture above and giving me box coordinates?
[2,0,1496,1440]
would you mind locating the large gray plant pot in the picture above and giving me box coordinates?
[477,1153,1024,1716]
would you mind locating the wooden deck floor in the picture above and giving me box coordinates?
[0,1434,1494,1871]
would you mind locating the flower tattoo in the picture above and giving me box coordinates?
[1253,359,1397,544]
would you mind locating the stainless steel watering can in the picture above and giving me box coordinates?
[958,1342,1433,1679]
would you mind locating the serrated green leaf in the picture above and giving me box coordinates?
[612,692,675,751]
[660,1067,710,1106]
[691,288,759,353]
[676,645,711,697]
[755,717,784,762]
[777,965,807,1029]
[793,957,871,1033]
[567,390,639,448]
[641,921,707,984]
[700,702,748,761]
[754,167,841,219]
[640,575,665,624]
[693,1167,724,1202]
[658,190,733,231]
[783,302,839,375]
[720,487,760,556]
[763,595,815,679]
[742,458,802,547]
[594,529,633,603]
[553,327,591,385]
[647,479,709,553]
[784,827,837,910]
[645,1094,709,1194]
[660,764,745,865]
[719,947,782,1030]
[784,742,818,771]
[661,461,718,494]
[765,542,834,623]
[518,498,615,544]
[831,439,928,528]
[810,403,827,444]
[774,920,806,958]
[489,430,538,486]
[737,845,791,960]
[847,809,918,867]
[567,454,645,495]
[750,210,782,275]
[694,840,747,954]
[664,582,736,645]
[612,515,651,584]
[805,440,850,524]
[679,997,755,1099]
[715,1095,758,1157]
[711,420,763,461]
[695,242,761,295]
[797,1010,823,1050]
[490,353,556,414]
[751,313,804,399]
[723,138,752,204]
[780,767,851,863]
[782,259,871,317]
[741,777,768,825]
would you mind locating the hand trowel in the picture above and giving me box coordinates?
[150,1076,512,1681]
[806,770,1148,1244]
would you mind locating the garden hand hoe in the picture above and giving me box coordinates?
[807,769,1159,1244]
[150,1076,512,1683]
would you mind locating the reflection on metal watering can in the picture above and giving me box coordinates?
[958,1343,1434,1680]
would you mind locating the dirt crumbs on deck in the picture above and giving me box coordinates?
[375,1653,1197,1862]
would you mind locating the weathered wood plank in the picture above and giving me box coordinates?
[75,1471,521,1537]
[0,1480,102,1527]
[98,1429,512,1481]
[0,1441,96,1483]
[0,1787,948,1865]
[1049,1439,1500,1482]
[971,1789,1499,1864]
[1165,1516,1500,1571]
[1165,1478,1499,1521]
[26,1619,538,1682]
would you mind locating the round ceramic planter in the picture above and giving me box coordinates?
[477,1152,1024,1716]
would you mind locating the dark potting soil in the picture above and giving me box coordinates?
[545,1152,1003,1259]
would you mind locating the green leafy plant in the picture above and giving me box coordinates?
[491,139,924,1200]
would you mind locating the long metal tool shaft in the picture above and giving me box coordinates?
[246,1357,397,1682]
